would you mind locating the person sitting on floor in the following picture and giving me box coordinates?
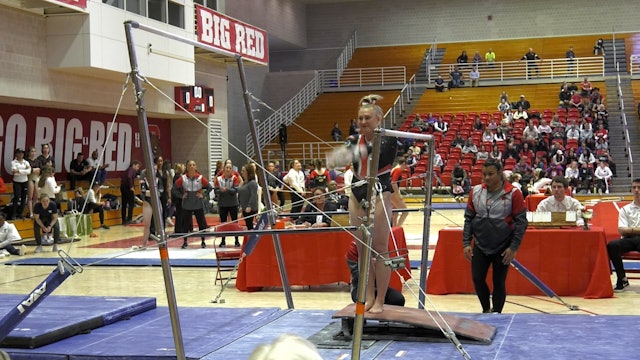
[345,240,405,307]
[0,212,26,256]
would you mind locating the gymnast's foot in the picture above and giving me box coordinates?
[367,303,384,314]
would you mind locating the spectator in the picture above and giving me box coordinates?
[37,166,62,210]
[472,116,484,131]
[521,123,539,145]
[565,160,580,192]
[580,76,593,97]
[12,148,31,220]
[283,159,306,219]
[516,95,531,110]
[330,122,342,142]
[579,122,594,144]
[550,150,566,168]
[566,46,576,74]
[537,119,552,137]
[434,116,448,133]
[520,48,541,78]
[33,194,61,253]
[594,161,613,194]
[176,160,213,248]
[559,86,571,109]
[487,118,499,132]
[489,144,503,162]
[469,66,480,87]
[499,91,509,104]
[451,133,466,148]
[482,128,494,143]
[598,149,616,176]
[485,48,496,67]
[213,161,241,248]
[238,163,259,234]
[579,148,596,166]
[462,138,478,155]
[513,157,533,176]
[569,90,583,110]
[605,179,640,293]
[593,38,605,56]
[87,149,109,185]
[0,212,26,256]
[472,51,483,65]
[68,153,92,190]
[86,182,110,230]
[451,163,470,197]
[348,118,358,136]
[309,159,331,190]
[120,160,141,225]
[578,162,594,193]
[449,66,464,88]
[434,75,446,92]
[457,50,468,66]
[25,146,41,219]
[498,98,511,114]
[594,123,608,143]
[476,145,490,161]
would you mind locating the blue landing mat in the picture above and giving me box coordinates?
[2,306,286,360]
[0,295,155,349]
[3,305,640,359]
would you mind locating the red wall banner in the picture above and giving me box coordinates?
[0,104,171,181]
[195,5,269,66]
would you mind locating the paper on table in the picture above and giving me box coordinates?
[566,211,577,222]
[532,212,552,222]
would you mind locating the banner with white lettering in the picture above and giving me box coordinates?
[0,104,171,181]
[196,5,269,66]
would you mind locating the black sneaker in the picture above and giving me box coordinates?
[614,279,629,292]
[201,241,206,249]
[181,242,188,249]
[219,241,226,248]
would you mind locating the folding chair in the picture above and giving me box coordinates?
[214,222,245,285]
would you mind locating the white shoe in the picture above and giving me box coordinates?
[165,217,174,226]
[605,190,609,194]
[19,245,27,256]
[35,246,43,253]
[52,244,59,252]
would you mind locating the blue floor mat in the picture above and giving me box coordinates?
[0,295,155,349]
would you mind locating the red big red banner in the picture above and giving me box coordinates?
[0,104,171,181]
[195,5,269,66]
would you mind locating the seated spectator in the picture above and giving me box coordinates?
[594,161,613,194]
[498,98,511,114]
[493,127,507,142]
[580,77,593,97]
[516,95,531,110]
[434,75,446,92]
[87,149,109,185]
[433,152,444,172]
[546,164,564,179]
[550,150,567,168]
[595,103,608,124]
[579,148,596,166]
[476,145,490,161]
[579,122,594,143]
[595,136,609,154]
[33,194,61,253]
[558,87,571,109]
[512,106,528,121]
[327,180,348,210]
[469,66,480,87]
[451,133,466,148]
[578,162,594,192]
[434,116,448,133]
[521,124,539,145]
[462,138,478,155]
[456,50,468,66]
[503,141,520,162]
[565,147,578,165]
[537,119,552,137]
[330,122,342,142]
[594,123,608,143]
[0,212,26,256]
[451,163,470,196]
[486,118,499,132]
[68,152,92,190]
[569,90,583,110]
[472,51,482,65]
[489,145,503,162]
[513,157,533,176]
[449,66,464,88]
[598,149,616,177]
[565,160,580,192]
[566,124,580,141]
[481,128,494,143]
[85,182,110,230]
[531,168,552,194]
[296,187,337,228]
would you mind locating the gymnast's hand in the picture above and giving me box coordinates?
[501,248,517,265]
[463,245,472,261]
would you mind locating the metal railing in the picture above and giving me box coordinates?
[630,55,640,75]
[384,75,416,129]
[261,141,342,165]
[616,73,634,179]
[337,30,357,77]
[317,66,407,88]
[246,76,321,157]
[425,56,605,83]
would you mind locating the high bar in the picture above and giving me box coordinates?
[379,128,435,141]
[167,226,360,238]
[125,20,238,59]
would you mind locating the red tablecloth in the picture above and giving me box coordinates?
[525,194,549,211]
[236,227,410,292]
[426,227,613,299]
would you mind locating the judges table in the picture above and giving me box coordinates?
[427,227,613,299]
[236,227,410,292]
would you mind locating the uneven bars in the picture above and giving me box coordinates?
[126,21,237,58]
[379,128,435,141]
[167,226,360,238]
